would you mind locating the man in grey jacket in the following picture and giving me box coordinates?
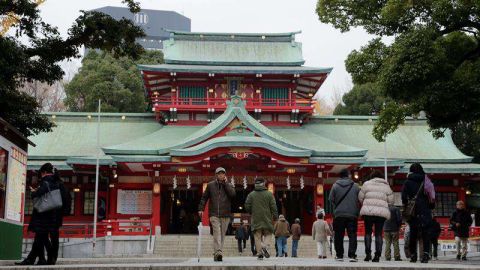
[198,167,236,262]
[329,169,360,262]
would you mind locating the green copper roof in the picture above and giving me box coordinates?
[306,117,472,163]
[171,136,312,157]
[271,127,367,157]
[28,113,161,159]
[139,64,332,74]
[163,31,305,66]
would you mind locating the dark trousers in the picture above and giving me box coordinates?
[431,238,438,258]
[333,217,358,258]
[26,232,50,263]
[250,234,256,255]
[409,220,431,259]
[364,216,386,256]
[237,239,244,252]
[49,230,60,264]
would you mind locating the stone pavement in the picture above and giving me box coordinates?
[1,255,479,270]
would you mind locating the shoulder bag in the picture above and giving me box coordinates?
[403,181,424,222]
[33,181,63,213]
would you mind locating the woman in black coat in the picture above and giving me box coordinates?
[16,163,69,265]
[401,163,435,264]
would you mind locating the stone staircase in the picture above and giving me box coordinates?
[154,235,322,258]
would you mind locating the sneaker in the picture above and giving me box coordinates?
[394,258,402,261]
[257,254,264,260]
[262,247,270,258]
[457,255,461,260]
[335,256,344,262]
[372,255,380,263]
[364,254,372,262]
[349,257,358,262]
[462,256,467,261]
[385,258,391,261]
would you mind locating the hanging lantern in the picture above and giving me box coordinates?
[173,175,177,189]
[286,176,291,190]
[316,184,324,196]
[300,175,304,190]
[186,176,191,190]
[267,183,275,194]
[153,183,161,194]
[231,176,235,187]
[243,176,247,190]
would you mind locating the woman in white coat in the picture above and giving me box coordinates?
[359,170,394,262]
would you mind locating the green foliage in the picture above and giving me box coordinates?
[317,0,480,142]
[333,83,388,116]
[0,0,145,137]
[65,50,163,112]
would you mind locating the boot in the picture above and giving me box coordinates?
[420,253,429,263]
[14,259,34,266]
[410,254,417,263]
[364,253,372,262]
[372,254,380,262]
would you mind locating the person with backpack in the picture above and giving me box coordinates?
[450,200,473,260]
[235,221,248,253]
[384,205,402,261]
[401,163,435,263]
[358,170,394,262]
[329,169,361,262]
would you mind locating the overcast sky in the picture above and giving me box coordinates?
[38,0,376,101]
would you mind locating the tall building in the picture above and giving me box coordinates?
[89,6,191,50]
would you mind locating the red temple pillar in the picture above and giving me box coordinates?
[152,183,161,235]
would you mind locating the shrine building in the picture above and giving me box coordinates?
[24,31,480,240]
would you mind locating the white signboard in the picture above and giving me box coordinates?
[0,137,27,224]
[116,189,152,215]
[439,240,471,252]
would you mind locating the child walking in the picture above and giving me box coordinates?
[312,212,332,259]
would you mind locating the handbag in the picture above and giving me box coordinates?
[33,181,63,213]
[403,181,424,222]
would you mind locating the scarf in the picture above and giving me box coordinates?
[424,175,435,204]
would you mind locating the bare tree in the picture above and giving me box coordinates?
[18,60,79,112]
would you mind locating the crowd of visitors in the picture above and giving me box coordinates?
[16,163,475,264]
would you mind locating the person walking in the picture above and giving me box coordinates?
[430,217,441,260]
[198,167,236,262]
[248,225,257,256]
[384,205,402,261]
[329,168,361,262]
[245,178,278,260]
[401,163,435,263]
[274,215,291,257]
[450,200,473,261]
[235,222,248,253]
[291,218,301,258]
[312,212,332,259]
[15,163,64,265]
[359,170,394,262]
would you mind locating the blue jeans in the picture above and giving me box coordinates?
[292,239,299,257]
[276,236,288,256]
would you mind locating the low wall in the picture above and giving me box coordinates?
[22,235,153,258]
